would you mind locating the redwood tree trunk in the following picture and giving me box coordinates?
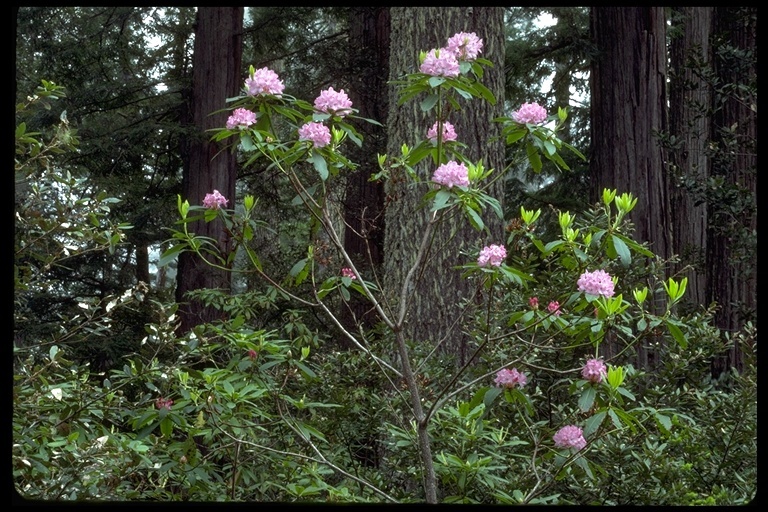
[340,7,390,338]
[176,7,243,334]
[707,7,757,376]
[589,7,669,366]
[668,6,713,311]
[383,7,506,367]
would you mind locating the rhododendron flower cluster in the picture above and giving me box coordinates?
[314,87,353,117]
[529,296,539,309]
[548,300,561,316]
[247,349,258,360]
[512,102,548,125]
[155,397,173,410]
[341,267,356,280]
[578,269,615,297]
[477,244,507,267]
[553,425,587,450]
[226,107,256,130]
[202,190,229,209]
[581,358,607,383]
[245,67,285,96]
[420,48,460,77]
[427,120,457,143]
[432,160,469,188]
[298,121,331,148]
[494,367,527,389]
[445,31,483,61]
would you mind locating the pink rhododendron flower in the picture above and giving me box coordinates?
[202,190,229,209]
[247,349,258,360]
[298,121,331,148]
[553,425,587,450]
[512,102,548,125]
[548,300,561,316]
[155,397,173,410]
[577,269,615,298]
[427,120,457,143]
[529,296,539,309]
[341,267,356,280]
[494,367,527,389]
[581,358,607,384]
[245,67,285,96]
[478,244,507,267]
[446,31,483,61]
[432,160,469,188]
[226,107,257,129]
[314,87,353,117]
[420,48,460,77]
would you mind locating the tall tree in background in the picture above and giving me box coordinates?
[667,7,713,310]
[175,7,243,334]
[383,7,506,366]
[589,7,669,364]
[707,7,757,376]
[340,7,390,336]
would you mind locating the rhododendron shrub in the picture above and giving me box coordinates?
[153,29,745,506]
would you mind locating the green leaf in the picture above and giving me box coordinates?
[160,417,173,437]
[544,151,571,171]
[610,234,631,266]
[420,93,439,112]
[542,139,556,156]
[466,386,488,410]
[431,189,452,212]
[505,128,526,145]
[289,258,307,277]
[583,410,606,438]
[135,421,159,440]
[665,319,688,349]
[240,132,255,151]
[610,407,638,433]
[526,141,542,172]
[310,151,328,180]
[655,412,672,433]
[617,234,655,258]
[608,408,622,430]
[294,360,317,380]
[221,379,235,396]
[295,421,327,442]
[464,204,485,231]
[470,81,496,104]
[616,387,636,401]
[289,258,309,286]
[543,240,564,255]
[573,455,594,480]
[158,243,186,267]
[578,386,596,413]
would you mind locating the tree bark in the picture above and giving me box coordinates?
[707,7,757,376]
[383,7,506,367]
[176,7,243,334]
[668,6,713,311]
[340,7,390,338]
[589,7,669,367]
